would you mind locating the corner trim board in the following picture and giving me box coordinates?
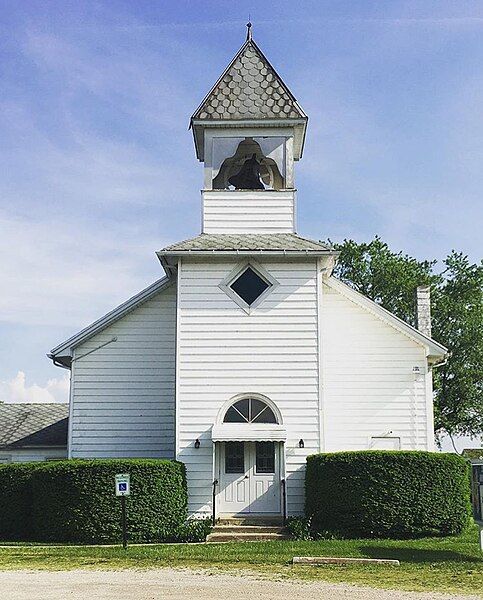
[175,257,182,459]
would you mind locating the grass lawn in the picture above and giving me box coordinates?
[0,526,482,596]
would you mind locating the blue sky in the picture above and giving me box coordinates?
[0,0,482,423]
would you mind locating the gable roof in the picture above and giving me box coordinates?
[0,404,68,449]
[49,277,173,365]
[326,277,448,360]
[158,233,332,254]
[49,240,446,369]
[191,39,307,122]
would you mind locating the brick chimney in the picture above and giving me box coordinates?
[415,285,431,338]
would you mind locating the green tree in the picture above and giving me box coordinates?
[432,252,483,439]
[332,237,438,325]
[331,237,483,441]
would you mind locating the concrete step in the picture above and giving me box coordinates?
[217,516,283,526]
[211,525,285,534]
[206,522,291,543]
[206,531,291,542]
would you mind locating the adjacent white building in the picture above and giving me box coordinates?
[49,33,447,518]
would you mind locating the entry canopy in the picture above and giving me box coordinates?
[211,423,287,442]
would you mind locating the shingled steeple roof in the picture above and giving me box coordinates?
[191,38,307,123]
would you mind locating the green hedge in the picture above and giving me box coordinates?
[0,459,187,543]
[0,462,43,540]
[31,459,187,543]
[305,451,471,538]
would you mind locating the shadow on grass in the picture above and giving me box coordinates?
[360,545,478,564]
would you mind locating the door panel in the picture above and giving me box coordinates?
[218,441,281,515]
[236,480,247,503]
[219,442,250,513]
[249,441,280,513]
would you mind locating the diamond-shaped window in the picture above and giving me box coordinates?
[220,262,278,313]
[230,267,270,306]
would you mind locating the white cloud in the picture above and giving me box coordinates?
[0,25,200,333]
[0,99,195,210]
[0,371,69,404]
[0,208,182,330]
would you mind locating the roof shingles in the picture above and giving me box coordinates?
[0,404,68,448]
[158,233,332,254]
[192,40,306,122]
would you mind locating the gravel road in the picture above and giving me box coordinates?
[0,568,479,600]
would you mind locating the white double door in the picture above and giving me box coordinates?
[218,441,281,515]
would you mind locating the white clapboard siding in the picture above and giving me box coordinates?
[202,190,295,233]
[0,448,67,463]
[321,282,433,452]
[70,283,177,459]
[177,258,320,516]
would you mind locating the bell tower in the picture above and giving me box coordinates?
[190,26,308,234]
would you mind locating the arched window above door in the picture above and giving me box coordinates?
[223,397,278,424]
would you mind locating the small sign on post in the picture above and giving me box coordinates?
[115,474,130,549]
[115,473,130,497]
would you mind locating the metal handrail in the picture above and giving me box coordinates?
[281,478,287,524]
[212,479,218,526]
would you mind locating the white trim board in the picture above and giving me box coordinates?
[211,423,287,442]
[49,276,173,363]
[325,277,447,360]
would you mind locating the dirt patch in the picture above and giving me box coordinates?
[0,568,480,600]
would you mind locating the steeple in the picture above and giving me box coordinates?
[191,30,308,234]
[191,32,307,161]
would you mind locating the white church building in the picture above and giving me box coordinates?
[49,32,447,519]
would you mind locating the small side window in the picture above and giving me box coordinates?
[256,441,275,474]
[225,441,245,474]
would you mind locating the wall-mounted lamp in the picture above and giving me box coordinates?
[194,439,201,449]
[298,439,305,449]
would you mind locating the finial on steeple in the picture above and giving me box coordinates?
[246,19,252,41]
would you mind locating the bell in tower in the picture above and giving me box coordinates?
[228,154,265,190]
[212,138,285,190]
